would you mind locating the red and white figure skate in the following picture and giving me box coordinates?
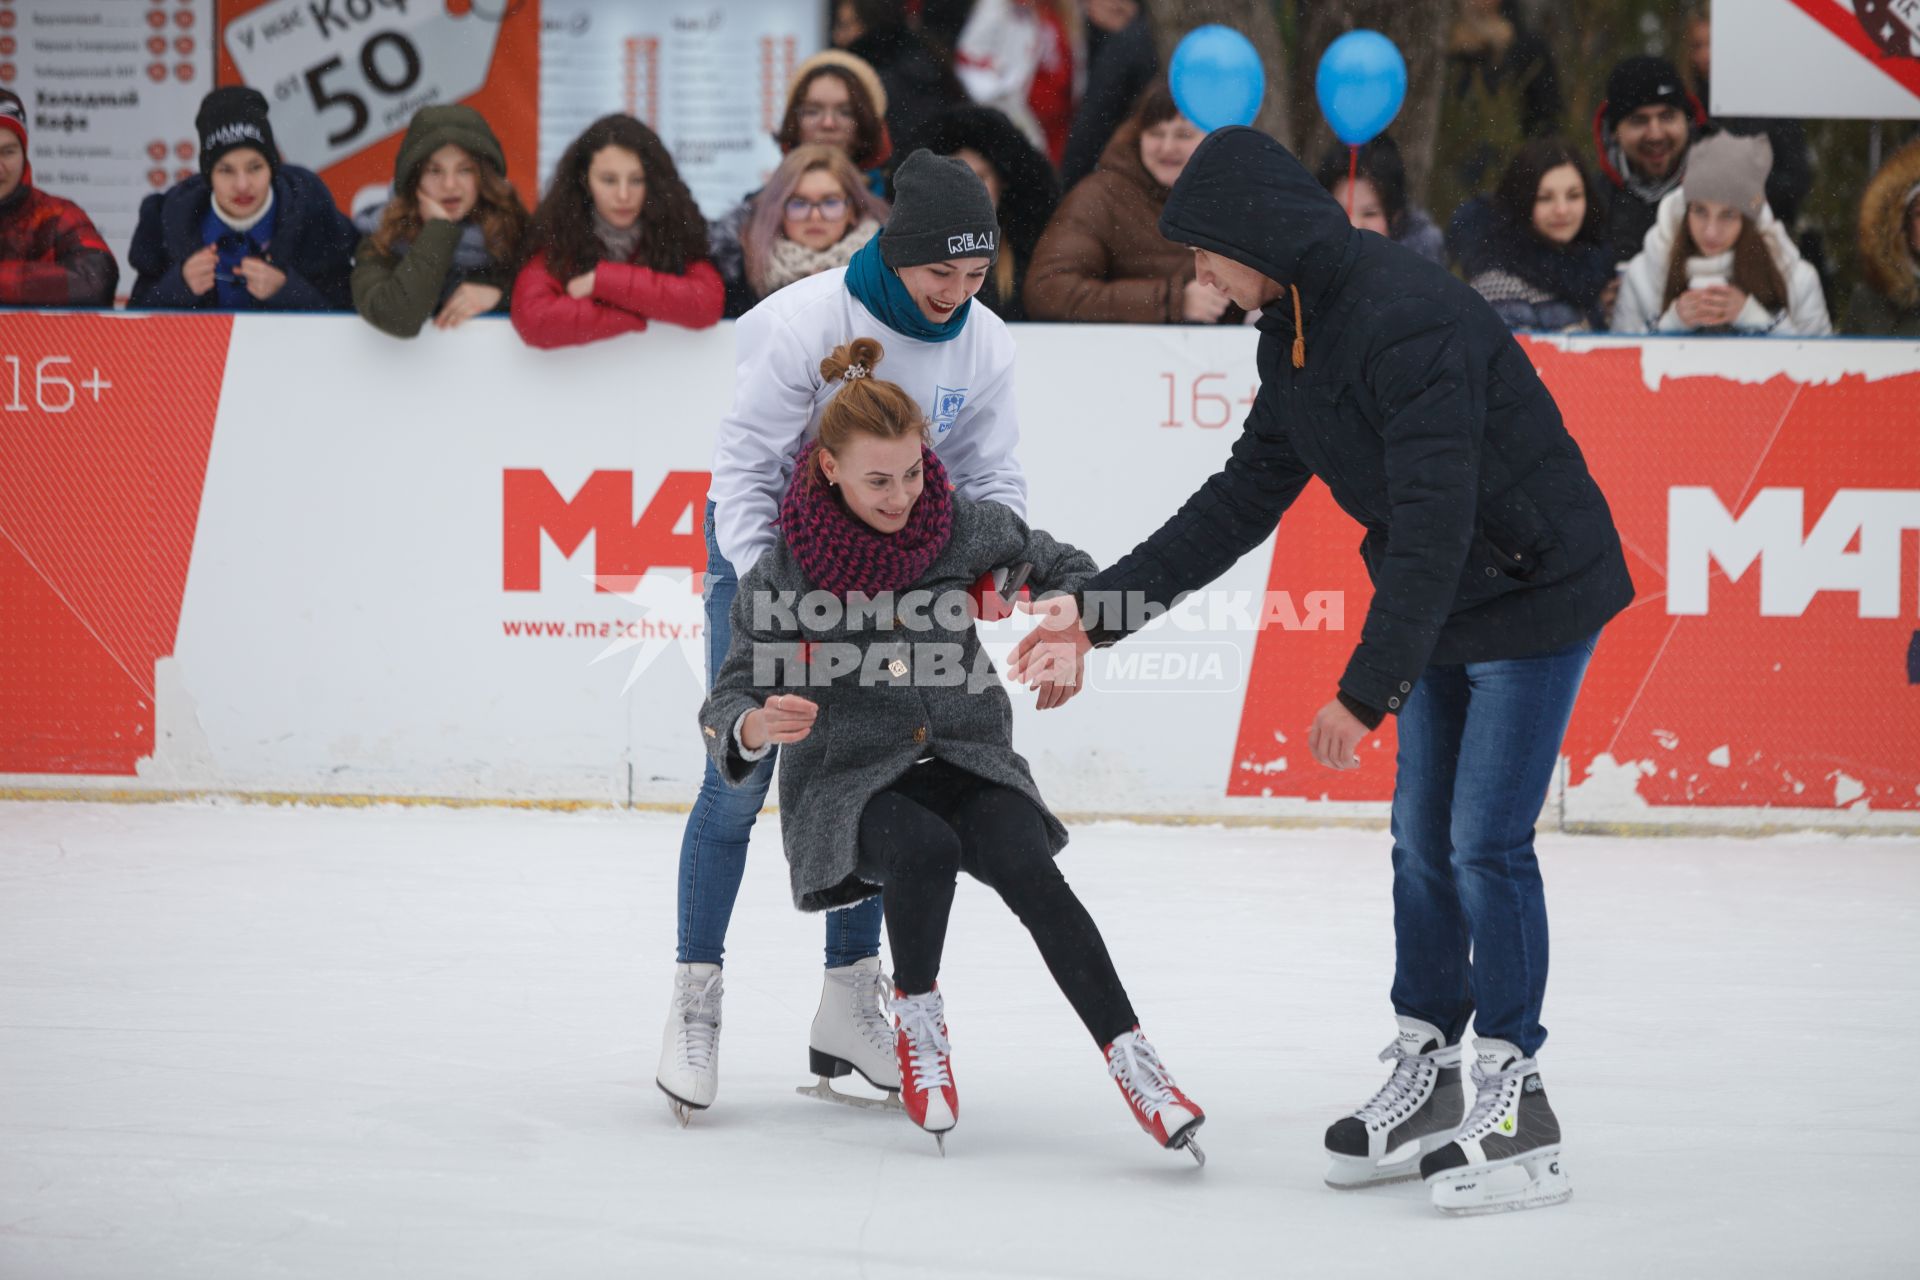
[890,985,958,1153]
[1104,1027,1206,1165]
[795,957,903,1111]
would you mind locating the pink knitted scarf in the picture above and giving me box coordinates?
[775,441,954,599]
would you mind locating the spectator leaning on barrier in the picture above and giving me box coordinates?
[1024,78,1235,325]
[128,87,354,313]
[1059,0,1157,191]
[1612,132,1830,337]
[1315,135,1446,267]
[1448,137,1614,333]
[710,51,892,317]
[737,144,887,313]
[511,115,722,350]
[896,104,1059,322]
[1848,135,1920,337]
[0,87,118,308]
[1592,55,1703,264]
[351,106,529,338]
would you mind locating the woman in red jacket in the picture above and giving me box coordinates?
[511,115,723,349]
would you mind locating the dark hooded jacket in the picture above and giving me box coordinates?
[128,165,356,311]
[1076,128,1633,722]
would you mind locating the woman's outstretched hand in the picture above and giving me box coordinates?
[742,694,819,750]
[1007,595,1091,711]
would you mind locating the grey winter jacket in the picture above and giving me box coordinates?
[698,499,1097,913]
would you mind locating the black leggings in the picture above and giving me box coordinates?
[858,760,1136,1047]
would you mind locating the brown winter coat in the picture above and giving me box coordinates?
[1848,136,1920,337]
[1023,119,1233,324]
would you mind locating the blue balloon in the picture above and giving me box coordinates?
[1169,25,1265,133]
[1316,30,1407,146]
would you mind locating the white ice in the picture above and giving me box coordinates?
[2,801,1916,1279]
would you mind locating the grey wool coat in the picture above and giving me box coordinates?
[698,498,1097,913]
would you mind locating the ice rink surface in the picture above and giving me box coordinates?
[2,800,1916,1279]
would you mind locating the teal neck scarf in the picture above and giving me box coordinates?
[843,235,970,343]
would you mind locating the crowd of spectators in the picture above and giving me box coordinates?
[3,2,1918,338]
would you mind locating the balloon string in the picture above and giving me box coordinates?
[1347,145,1358,221]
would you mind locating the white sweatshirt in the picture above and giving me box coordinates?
[1611,189,1832,337]
[709,266,1029,575]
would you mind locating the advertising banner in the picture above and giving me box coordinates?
[1715,0,1920,117]
[2,314,1916,827]
[215,0,539,216]
[539,0,818,218]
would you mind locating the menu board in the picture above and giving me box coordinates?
[540,0,821,219]
[1,0,217,277]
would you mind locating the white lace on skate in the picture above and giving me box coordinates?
[1107,1031,1180,1118]
[1457,1058,1528,1142]
[891,991,951,1090]
[852,968,895,1058]
[670,968,722,1073]
[1354,1038,1440,1133]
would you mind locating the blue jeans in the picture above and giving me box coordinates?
[1388,632,1598,1059]
[675,503,883,968]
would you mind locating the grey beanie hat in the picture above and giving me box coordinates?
[878,149,1001,268]
[1684,132,1773,217]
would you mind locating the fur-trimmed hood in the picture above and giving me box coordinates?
[1858,136,1920,311]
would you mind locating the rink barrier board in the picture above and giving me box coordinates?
[8,784,1916,840]
[2,313,1917,830]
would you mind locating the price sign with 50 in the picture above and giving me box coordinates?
[222,0,504,173]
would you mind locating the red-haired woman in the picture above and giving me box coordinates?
[511,115,722,349]
[697,336,1206,1162]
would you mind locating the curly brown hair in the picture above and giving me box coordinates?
[811,338,928,486]
[368,146,529,267]
[525,114,711,282]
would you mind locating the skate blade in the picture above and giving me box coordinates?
[1325,1130,1457,1189]
[794,1076,904,1112]
[656,1081,709,1128]
[1324,1148,1431,1189]
[935,1132,946,1157]
[1429,1148,1571,1216]
[1181,1136,1206,1168]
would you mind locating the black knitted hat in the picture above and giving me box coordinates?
[1603,56,1690,132]
[197,86,280,178]
[878,149,1000,268]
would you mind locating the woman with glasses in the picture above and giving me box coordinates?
[510,114,723,350]
[739,145,888,309]
[712,50,892,317]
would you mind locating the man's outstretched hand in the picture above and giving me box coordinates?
[1006,594,1093,710]
[1308,698,1367,770]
